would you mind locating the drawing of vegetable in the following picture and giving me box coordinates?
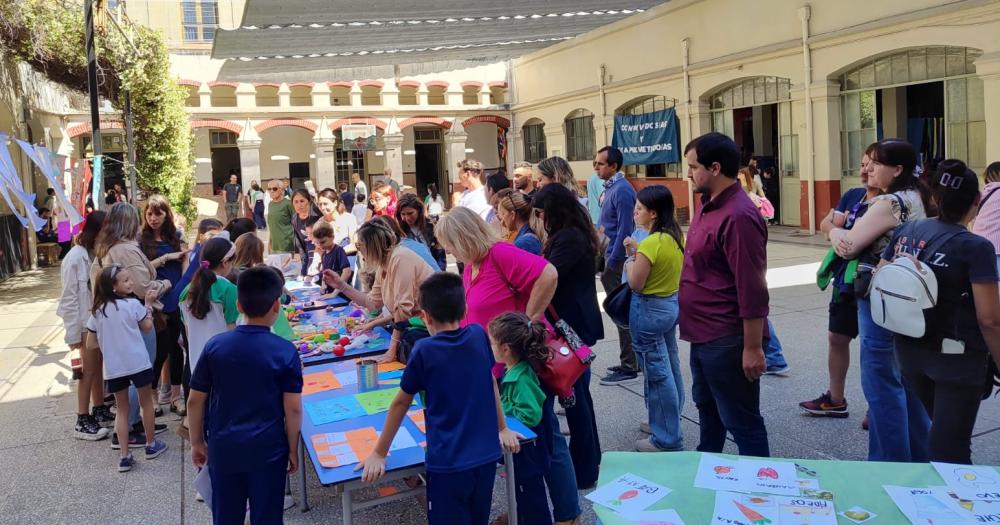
[608,489,640,507]
[715,466,734,474]
[734,500,772,525]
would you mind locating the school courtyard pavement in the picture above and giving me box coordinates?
[1,229,998,524]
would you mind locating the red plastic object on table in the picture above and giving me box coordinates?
[332,345,346,356]
[338,336,350,346]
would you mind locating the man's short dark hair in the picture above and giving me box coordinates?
[684,132,740,178]
[485,173,510,195]
[418,272,466,324]
[237,266,284,317]
[598,146,624,172]
[47,188,55,195]
[225,218,256,240]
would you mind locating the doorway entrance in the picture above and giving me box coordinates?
[209,130,241,192]
[413,127,444,198]
[289,162,310,190]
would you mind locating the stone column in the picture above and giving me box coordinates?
[444,120,469,185]
[480,87,492,106]
[235,83,256,109]
[382,79,400,107]
[278,83,291,107]
[313,117,337,189]
[237,119,262,190]
[350,82,362,107]
[311,82,331,107]
[193,128,213,187]
[417,89,429,106]
[198,83,211,108]
[977,52,1000,167]
[446,90,465,107]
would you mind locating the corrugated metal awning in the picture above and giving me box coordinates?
[212,0,664,82]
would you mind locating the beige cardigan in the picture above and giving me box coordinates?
[90,240,171,308]
[369,245,436,323]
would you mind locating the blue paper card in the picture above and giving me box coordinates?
[378,370,404,380]
[304,395,368,425]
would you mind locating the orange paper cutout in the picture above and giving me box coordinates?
[355,359,406,373]
[302,370,342,395]
[407,409,427,434]
[378,486,399,496]
[311,427,380,468]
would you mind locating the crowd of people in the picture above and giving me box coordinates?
[54,132,1000,525]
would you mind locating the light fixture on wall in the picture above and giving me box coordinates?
[270,154,290,161]
[194,157,212,164]
[375,151,384,156]
[403,149,416,155]
[464,148,475,153]
[309,153,316,159]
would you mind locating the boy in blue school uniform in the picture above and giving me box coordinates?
[187,266,304,525]
[357,272,522,524]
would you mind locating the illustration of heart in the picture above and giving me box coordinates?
[955,468,998,488]
[757,467,779,479]
[715,466,733,474]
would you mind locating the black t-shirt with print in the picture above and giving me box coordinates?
[881,218,999,353]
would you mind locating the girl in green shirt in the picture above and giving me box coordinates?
[489,312,555,525]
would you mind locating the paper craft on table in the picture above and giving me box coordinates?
[302,370,342,395]
[618,509,686,525]
[379,370,404,380]
[311,426,419,468]
[883,485,973,525]
[407,409,427,434]
[694,454,743,492]
[585,472,671,514]
[334,370,358,386]
[354,387,416,415]
[839,505,877,524]
[931,461,1000,501]
[304,395,367,425]
[737,459,801,496]
[379,379,401,386]
[796,478,820,492]
[193,466,213,504]
[712,491,837,525]
[932,486,1000,523]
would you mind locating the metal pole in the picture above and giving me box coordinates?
[84,0,103,210]
[125,91,137,202]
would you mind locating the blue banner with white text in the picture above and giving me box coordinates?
[611,108,680,165]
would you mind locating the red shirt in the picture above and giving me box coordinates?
[679,182,770,344]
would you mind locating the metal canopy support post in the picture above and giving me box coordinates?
[84,0,103,210]
[124,91,137,202]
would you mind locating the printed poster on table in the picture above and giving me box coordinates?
[931,461,1000,502]
[611,108,680,166]
[737,458,801,496]
[694,454,744,492]
[711,491,836,525]
[882,485,972,525]
[585,472,671,514]
[932,486,1000,523]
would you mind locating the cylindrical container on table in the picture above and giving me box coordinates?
[358,359,378,392]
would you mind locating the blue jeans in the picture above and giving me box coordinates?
[544,399,581,521]
[690,335,770,457]
[764,319,787,369]
[128,329,158,428]
[856,298,930,462]
[629,293,684,450]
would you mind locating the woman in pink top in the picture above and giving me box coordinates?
[972,162,1000,272]
[435,207,557,328]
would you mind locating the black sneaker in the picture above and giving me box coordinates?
[111,432,147,450]
[91,405,115,428]
[599,369,639,385]
[606,365,623,373]
[154,406,164,418]
[74,414,110,441]
[132,422,168,435]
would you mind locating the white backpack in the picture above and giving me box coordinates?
[869,228,962,338]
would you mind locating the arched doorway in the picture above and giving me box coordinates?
[258,125,317,190]
[614,95,680,178]
[707,77,795,225]
[835,46,985,184]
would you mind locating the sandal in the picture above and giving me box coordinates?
[176,417,190,441]
[170,398,187,417]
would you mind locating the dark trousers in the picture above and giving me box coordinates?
[897,345,988,464]
[209,459,286,525]
[253,200,266,229]
[690,335,770,457]
[512,440,553,525]
[426,462,495,525]
[600,261,636,372]
[565,368,601,488]
[153,310,184,388]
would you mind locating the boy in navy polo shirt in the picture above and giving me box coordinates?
[187,266,304,525]
[357,272,521,524]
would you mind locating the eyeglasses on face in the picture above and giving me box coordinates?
[268,187,281,191]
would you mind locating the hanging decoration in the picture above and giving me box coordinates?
[15,139,84,227]
[0,133,46,231]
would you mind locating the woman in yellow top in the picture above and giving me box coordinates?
[623,185,686,453]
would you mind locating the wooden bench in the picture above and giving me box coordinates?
[37,242,61,266]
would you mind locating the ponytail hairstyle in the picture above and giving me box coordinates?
[488,312,550,373]
[186,237,235,320]
[493,188,544,241]
[636,185,684,252]
[930,159,980,224]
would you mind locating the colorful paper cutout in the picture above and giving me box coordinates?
[712,491,837,525]
[302,370,342,395]
[304,395,367,425]
[585,472,671,514]
[407,409,427,434]
[883,485,970,525]
[932,462,1000,502]
[334,371,358,386]
[379,370,404,380]
[311,427,419,468]
[354,387,414,415]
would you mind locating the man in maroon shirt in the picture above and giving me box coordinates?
[679,132,770,457]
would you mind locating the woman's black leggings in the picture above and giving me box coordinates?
[153,310,184,388]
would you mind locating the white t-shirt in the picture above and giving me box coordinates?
[86,297,151,380]
[334,212,359,245]
[354,180,368,202]
[426,195,445,217]
[457,186,491,221]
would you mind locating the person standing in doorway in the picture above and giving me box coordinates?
[223,171,242,222]
[595,146,639,385]
[761,167,781,225]
[680,132,770,457]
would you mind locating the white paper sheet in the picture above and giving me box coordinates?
[193,466,212,504]
[585,472,671,514]
[712,491,837,525]
[883,485,973,525]
[931,461,1000,501]
[932,486,1000,523]
[737,458,801,496]
[618,509,686,525]
[693,454,743,492]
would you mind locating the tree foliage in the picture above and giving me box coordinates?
[0,0,195,218]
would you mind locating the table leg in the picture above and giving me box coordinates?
[504,450,518,525]
[286,473,291,495]
[342,485,353,525]
[298,435,310,512]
